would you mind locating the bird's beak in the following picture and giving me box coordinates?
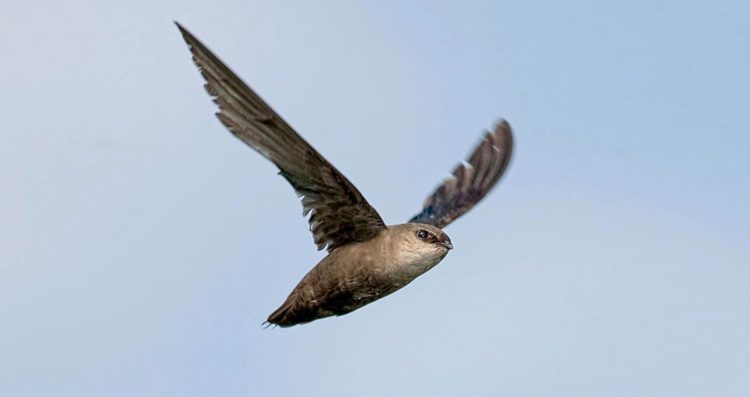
[440,240,453,250]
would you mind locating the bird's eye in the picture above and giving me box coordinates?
[416,230,430,240]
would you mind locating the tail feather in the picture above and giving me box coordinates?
[266,302,296,327]
[266,300,320,328]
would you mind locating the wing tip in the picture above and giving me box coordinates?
[491,118,514,160]
[174,20,191,42]
[493,118,513,141]
[174,21,204,55]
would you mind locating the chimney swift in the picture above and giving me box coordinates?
[176,23,514,327]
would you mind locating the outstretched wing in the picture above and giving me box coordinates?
[176,23,386,251]
[409,120,513,228]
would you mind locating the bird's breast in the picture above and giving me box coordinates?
[383,248,447,283]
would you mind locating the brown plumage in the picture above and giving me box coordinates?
[176,23,514,327]
[410,122,513,228]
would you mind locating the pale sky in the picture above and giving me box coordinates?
[2,1,749,396]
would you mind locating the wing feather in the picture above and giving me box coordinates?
[409,120,513,228]
[176,23,386,251]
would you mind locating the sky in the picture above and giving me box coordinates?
[2,1,749,396]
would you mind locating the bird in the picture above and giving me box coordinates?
[175,23,514,327]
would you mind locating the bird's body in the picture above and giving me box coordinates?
[268,224,451,326]
[176,23,514,327]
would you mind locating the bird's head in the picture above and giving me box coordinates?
[391,223,453,263]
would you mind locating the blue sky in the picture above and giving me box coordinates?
[2,1,749,396]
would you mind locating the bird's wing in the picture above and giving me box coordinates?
[409,120,513,229]
[176,23,386,251]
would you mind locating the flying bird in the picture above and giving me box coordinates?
[176,23,514,327]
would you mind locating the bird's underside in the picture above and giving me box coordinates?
[176,23,514,327]
[266,243,406,327]
[267,223,453,327]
